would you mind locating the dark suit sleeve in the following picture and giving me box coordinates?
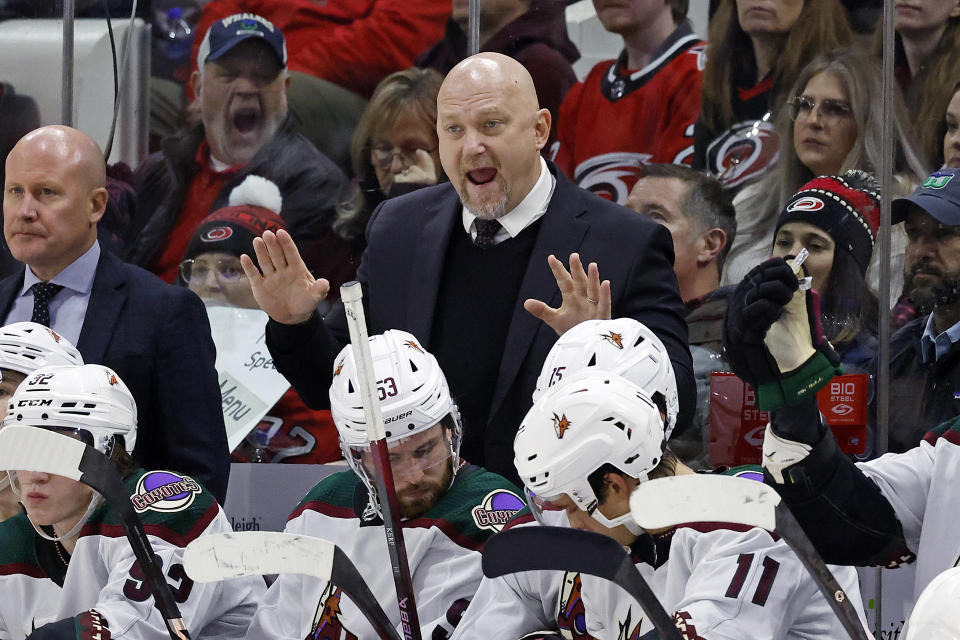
[266,199,384,408]
[619,222,696,438]
[153,289,231,502]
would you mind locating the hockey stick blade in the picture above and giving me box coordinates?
[341,281,423,640]
[483,526,683,640]
[0,426,192,640]
[183,532,401,640]
[630,475,871,640]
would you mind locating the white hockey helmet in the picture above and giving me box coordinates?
[3,364,137,456]
[533,318,680,438]
[329,330,462,486]
[4,364,137,542]
[0,322,83,375]
[515,371,665,532]
[904,566,960,640]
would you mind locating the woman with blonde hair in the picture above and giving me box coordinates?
[873,1,960,168]
[693,0,854,191]
[722,48,927,299]
[334,67,445,253]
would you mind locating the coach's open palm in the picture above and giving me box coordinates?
[240,229,329,325]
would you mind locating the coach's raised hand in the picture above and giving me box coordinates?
[524,253,612,336]
[241,229,330,325]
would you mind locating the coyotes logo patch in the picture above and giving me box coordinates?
[309,584,358,640]
[404,340,424,354]
[334,359,344,377]
[553,413,571,439]
[601,331,624,349]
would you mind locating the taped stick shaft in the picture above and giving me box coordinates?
[341,281,423,640]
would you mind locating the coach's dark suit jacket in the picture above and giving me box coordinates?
[268,162,693,479]
[0,249,230,501]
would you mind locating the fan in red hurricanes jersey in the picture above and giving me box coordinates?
[551,0,704,204]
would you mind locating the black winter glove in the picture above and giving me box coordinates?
[722,257,843,411]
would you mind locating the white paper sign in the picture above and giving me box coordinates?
[205,305,290,452]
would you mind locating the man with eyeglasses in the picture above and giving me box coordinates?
[873,168,960,452]
[129,12,355,298]
[0,125,230,502]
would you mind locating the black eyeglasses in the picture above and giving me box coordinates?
[787,95,852,124]
[179,259,246,284]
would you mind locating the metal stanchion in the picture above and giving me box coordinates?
[468,0,481,56]
[61,0,76,126]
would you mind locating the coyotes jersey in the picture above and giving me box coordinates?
[453,485,864,639]
[550,24,705,204]
[246,464,524,639]
[855,425,960,600]
[0,469,264,640]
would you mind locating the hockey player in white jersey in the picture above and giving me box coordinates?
[246,329,524,639]
[722,250,960,603]
[0,364,264,640]
[453,371,865,639]
[0,322,83,521]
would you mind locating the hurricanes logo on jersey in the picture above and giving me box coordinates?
[309,584,358,640]
[404,340,424,354]
[706,117,780,190]
[553,413,571,439]
[557,572,595,639]
[601,331,624,349]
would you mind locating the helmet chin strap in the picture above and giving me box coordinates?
[8,470,105,543]
[591,510,644,536]
[32,492,104,543]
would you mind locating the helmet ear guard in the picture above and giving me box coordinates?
[515,371,665,533]
[533,318,680,438]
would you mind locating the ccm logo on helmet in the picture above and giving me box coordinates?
[787,197,825,212]
[384,410,413,425]
[17,399,52,407]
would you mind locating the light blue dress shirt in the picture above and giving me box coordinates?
[920,312,960,364]
[4,241,100,346]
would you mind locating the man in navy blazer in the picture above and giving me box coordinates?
[2,125,229,501]
[245,54,693,481]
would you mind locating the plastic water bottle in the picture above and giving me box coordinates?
[163,7,193,63]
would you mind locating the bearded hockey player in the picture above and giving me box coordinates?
[723,253,960,603]
[0,364,264,639]
[246,329,523,639]
[0,322,84,521]
[453,371,865,639]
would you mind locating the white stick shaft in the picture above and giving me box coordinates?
[0,425,85,480]
[341,282,386,441]
[183,532,335,582]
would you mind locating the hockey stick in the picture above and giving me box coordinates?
[0,426,191,640]
[341,281,422,640]
[629,475,872,640]
[482,526,684,640]
[183,531,401,640]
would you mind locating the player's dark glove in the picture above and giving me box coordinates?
[722,257,842,411]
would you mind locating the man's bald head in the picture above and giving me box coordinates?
[7,126,106,190]
[439,53,541,114]
[4,126,108,281]
[436,53,551,219]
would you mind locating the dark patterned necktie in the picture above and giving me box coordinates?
[473,219,502,249]
[30,282,64,327]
